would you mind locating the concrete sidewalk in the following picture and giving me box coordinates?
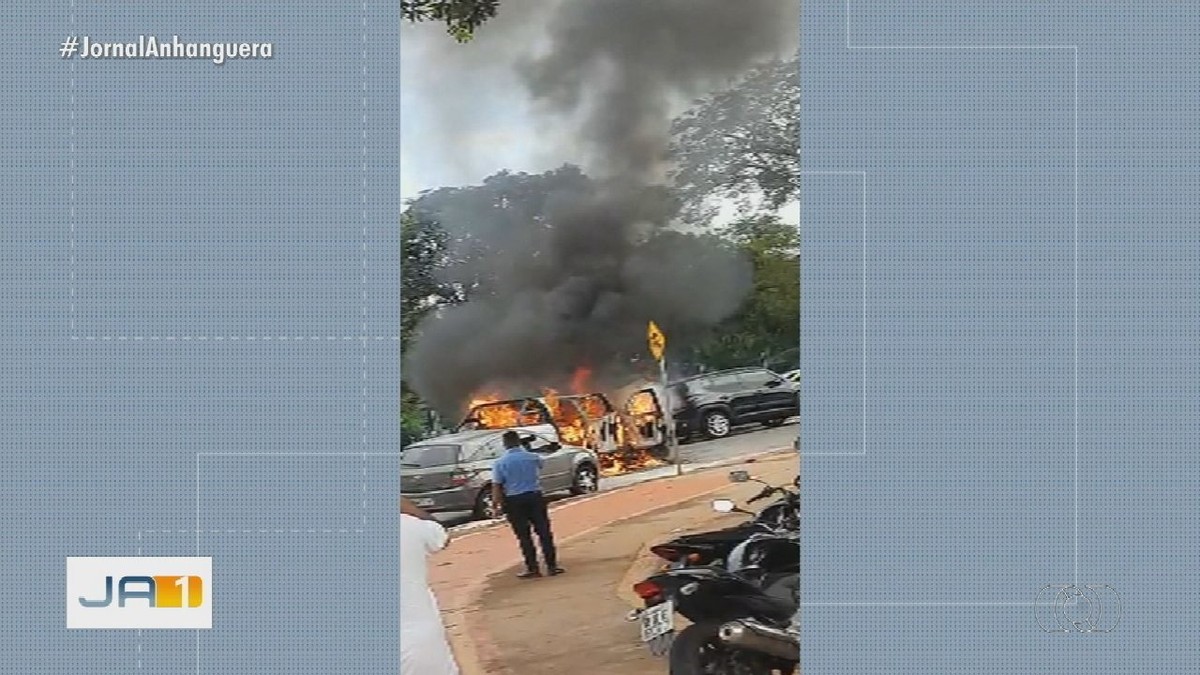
[428,451,797,675]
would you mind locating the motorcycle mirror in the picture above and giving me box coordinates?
[728,470,750,483]
[711,499,736,513]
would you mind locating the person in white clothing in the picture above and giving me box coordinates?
[400,497,460,675]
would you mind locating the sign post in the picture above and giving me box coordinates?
[648,321,681,476]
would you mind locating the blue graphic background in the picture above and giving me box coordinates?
[1,2,399,672]
[801,1,1198,672]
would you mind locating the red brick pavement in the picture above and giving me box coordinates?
[428,452,796,674]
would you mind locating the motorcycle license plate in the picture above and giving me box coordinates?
[639,601,674,642]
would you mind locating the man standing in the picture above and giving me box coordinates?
[400,496,460,675]
[491,430,564,579]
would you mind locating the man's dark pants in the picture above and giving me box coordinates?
[503,491,557,572]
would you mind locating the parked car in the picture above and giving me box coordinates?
[400,428,600,520]
[762,347,799,375]
[671,367,799,441]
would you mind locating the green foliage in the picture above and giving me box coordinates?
[669,54,799,224]
[689,215,798,370]
[401,389,429,446]
[401,211,460,442]
[405,165,594,302]
[401,0,500,42]
[405,165,679,304]
[667,54,801,370]
[401,210,458,350]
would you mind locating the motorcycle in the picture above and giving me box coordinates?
[649,471,799,570]
[627,488,800,674]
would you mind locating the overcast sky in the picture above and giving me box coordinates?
[399,4,799,224]
[400,2,574,202]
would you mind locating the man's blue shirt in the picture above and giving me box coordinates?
[492,448,543,497]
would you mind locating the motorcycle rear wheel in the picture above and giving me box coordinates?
[668,622,791,674]
[668,623,728,675]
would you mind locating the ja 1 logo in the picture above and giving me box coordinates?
[66,556,212,629]
[79,575,204,609]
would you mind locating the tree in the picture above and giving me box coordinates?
[401,210,458,350]
[401,0,500,42]
[401,390,429,446]
[405,165,594,303]
[401,211,460,443]
[669,54,799,224]
[689,215,798,370]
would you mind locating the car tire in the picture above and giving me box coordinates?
[702,410,732,439]
[569,464,599,496]
[473,487,498,520]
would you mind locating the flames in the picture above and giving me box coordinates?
[607,388,669,475]
[599,448,665,477]
[626,390,658,417]
[577,393,610,419]
[462,366,671,478]
[570,366,593,395]
[541,389,588,447]
[464,395,542,429]
[466,392,502,414]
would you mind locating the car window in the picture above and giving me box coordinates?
[524,433,559,453]
[463,439,503,463]
[739,369,780,389]
[400,445,459,468]
[578,394,611,418]
[706,373,743,392]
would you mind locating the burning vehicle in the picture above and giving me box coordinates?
[457,397,559,439]
[458,382,673,477]
[614,383,672,455]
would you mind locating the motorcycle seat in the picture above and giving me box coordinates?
[673,524,759,545]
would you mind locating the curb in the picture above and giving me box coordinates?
[615,540,658,610]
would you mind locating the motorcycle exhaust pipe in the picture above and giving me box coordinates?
[717,619,799,662]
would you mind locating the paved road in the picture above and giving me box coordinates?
[433,418,798,529]
[677,416,798,465]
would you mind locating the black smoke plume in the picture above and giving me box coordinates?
[405,0,799,417]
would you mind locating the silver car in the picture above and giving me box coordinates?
[400,428,601,520]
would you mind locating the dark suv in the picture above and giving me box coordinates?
[671,367,799,440]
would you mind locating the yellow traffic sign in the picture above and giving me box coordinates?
[647,321,666,362]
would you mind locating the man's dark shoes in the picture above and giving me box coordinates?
[517,570,542,580]
[547,566,566,577]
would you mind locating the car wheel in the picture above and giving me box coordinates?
[702,410,732,439]
[763,417,786,428]
[570,464,599,496]
[473,487,498,520]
